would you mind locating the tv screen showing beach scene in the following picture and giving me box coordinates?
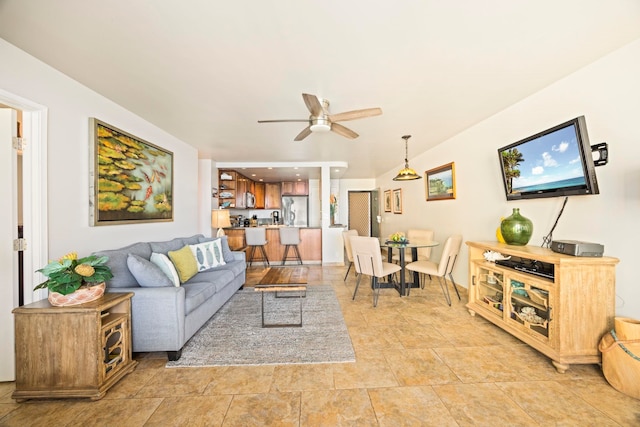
[499,116,598,200]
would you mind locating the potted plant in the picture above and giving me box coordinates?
[35,252,113,306]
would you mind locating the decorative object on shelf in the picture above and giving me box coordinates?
[392,188,402,214]
[89,118,173,226]
[425,162,456,201]
[500,208,533,245]
[393,135,422,181]
[387,232,408,244]
[383,189,392,212]
[329,193,338,225]
[211,209,231,237]
[482,250,510,262]
[35,252,113,306]
[48,282,106,307]
[516,306,546,325]
[496,217,506,243]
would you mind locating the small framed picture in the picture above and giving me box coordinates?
[393,189,402,214]
[383,190,392,212]
[425,162,456,201]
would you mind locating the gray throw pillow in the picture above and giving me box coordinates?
[127,254,174,287]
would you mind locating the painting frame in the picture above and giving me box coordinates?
[383,189,392,212]
[89,118,174,226]
[392,189,402,214]
[425,162,456,201]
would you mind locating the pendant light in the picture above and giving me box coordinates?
[393,135,422,181]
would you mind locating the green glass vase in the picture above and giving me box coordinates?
[500,208,533,246]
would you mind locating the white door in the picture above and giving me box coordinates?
[0,108,17,381]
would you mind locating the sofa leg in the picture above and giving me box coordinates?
[167,349,182,361]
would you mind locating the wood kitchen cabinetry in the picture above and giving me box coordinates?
[466,241,618,373]
[223,227,321,262]
[253,182,265,209]
[236,173,250,208]
[281,180,308,196]
[12,293,137,401]
[265,183,282,209]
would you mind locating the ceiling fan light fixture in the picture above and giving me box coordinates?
[393,135,422,181]
[310,117,331,133]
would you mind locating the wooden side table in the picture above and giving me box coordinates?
[12,292,138,401]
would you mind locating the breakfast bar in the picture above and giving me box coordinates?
[224,226,322,264]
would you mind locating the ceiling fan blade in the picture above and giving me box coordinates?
[302,93,323,116]
[258,119,309,123]
[331,123,359,139]
[294,126,312,141]
[329,107,382,122]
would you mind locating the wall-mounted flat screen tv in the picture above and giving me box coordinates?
[498,116,599,200]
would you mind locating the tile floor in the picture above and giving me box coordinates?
[1,265,638,426]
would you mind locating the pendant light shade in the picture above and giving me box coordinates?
[393,135,422,181]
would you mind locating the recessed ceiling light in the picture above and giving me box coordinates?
[251,174,256,177]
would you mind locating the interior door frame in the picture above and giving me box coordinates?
[0,89,49,306]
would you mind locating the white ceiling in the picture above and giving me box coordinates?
[1,1,639,180]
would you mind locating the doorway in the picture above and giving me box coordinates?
[347,190,380,237]
[0,91,48,382]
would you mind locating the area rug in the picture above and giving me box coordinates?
[166,284,355,367]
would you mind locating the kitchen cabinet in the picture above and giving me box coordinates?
[254,182,265,209]
[281,180,308,196]
[466,241,618,373]
[236,174,250,208]
[265,183,282,209]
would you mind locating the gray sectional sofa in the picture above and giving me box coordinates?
[94,234,246,360]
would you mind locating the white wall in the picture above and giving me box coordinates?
[377,39,640,318]
[0,38,200,259]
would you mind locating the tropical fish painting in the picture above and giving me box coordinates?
[90,118,173,225]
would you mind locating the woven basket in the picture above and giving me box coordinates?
[48,282,106,307]
[599,317,640,400]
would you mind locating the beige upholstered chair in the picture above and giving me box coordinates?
[245,227,270,267]
[350,236,401,307]
[405,235,463,306]
[342,229,359,281]
[279,227,302,265]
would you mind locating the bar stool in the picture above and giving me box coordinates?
[245,227,270,267]
[279,227,303,265]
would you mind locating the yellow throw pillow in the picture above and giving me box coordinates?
[168,245,198,283]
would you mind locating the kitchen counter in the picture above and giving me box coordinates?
[223,227,322,264]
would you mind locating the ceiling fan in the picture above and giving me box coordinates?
[258,93,382,141]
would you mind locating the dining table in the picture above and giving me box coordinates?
[380,239,440,296]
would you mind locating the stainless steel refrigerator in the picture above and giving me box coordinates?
[282,196,308,227]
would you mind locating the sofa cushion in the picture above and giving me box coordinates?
[149,252,180,287]
[209,259,246,278]
[149,238,186,255]
[198,235,235,263]
[182,234,203,245]
[184,269,235,293]
[189,240,226,272]
[181,282,219,315]
[127,254,174,288]
[168,245,198,283]
[93,242,152,288]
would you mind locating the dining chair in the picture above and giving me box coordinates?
[405,235,463,306]
[279,227,303,265]
[342,229,358,281]
[350,236,401,307]
[245,227,270,267]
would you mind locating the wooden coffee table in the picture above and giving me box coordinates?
[255,267,308,327]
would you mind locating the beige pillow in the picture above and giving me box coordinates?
[168,245,198,283]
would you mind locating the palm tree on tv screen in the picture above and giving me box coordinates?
[502,149,524,193]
